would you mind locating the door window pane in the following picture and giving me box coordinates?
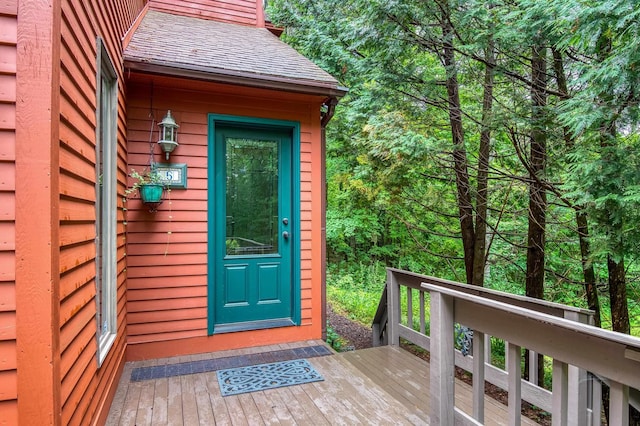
[225,138,279,255]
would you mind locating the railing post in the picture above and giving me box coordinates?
[563,310,588,426]
[609,381,629,426]
[552,359,568,426]
[430,290,455,426]
[372,323,381,346]
[372,284,389,347]
[473,330,485,423]
[507,342,522,426]
[387,269,400,346]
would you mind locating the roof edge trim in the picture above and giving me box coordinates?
[122,4,149,51]
[124,60,348,98]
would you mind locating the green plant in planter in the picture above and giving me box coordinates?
[125,168,165,204]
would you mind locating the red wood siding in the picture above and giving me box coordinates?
[0,1,17,424]
[149,0,259,26]
[56,0,144,425]
[125,75,325,359]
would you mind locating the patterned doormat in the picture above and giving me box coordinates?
[217,359,323,396]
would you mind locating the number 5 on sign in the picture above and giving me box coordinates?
[153,163,187,189]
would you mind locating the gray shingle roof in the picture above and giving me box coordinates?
[124,10,346,96]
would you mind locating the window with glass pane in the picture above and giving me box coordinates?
[95,38,118,366]
[225,138,279,256]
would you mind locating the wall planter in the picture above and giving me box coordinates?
[140,183,164,212]
[126,168,165,212]
[140,184,163,203]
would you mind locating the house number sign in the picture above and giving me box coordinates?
[154,163,187,189]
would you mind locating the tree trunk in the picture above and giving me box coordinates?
[551,48,602,326]
[472,38,495,287]
[440,11,475,284]
[576,211,601,327]
[608,255,630,334]
[526,43,547,301]
[525,42,547,386]
[595,33,631,336]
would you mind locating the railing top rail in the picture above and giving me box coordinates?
[387,267,593,319]
[424,283,640,389]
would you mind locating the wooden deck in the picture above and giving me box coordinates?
[107,341,540,425]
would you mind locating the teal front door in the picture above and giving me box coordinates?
[209,117,299,334]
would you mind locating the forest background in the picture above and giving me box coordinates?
[268,0,640,338]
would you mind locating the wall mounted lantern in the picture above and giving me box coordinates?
[158,110,179,160]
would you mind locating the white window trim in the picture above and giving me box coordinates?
[95,37,118,366]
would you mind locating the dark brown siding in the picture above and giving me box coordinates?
[149,0,258,26]
[58,0,144,424]
[0,1,17,424]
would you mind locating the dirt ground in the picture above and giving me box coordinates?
[326,303,373,350]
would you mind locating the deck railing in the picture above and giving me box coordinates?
[372,268,640,425]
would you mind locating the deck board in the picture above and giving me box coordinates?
[107,341,541,425]
[275,387,313,424]
[249,391,282,425]
[167,375,183,425]
[263,389,297,425]
[224,395,249,426]
[203,371,233,425]
[240,393,264,424]
[134,380,155,425]
[339,347,430,415]
[192,373,215,424]
[151,377,168,424]
[287,383,331,425]
[180,374,200,425]
[311,355,415,425]
[118,381,142,426]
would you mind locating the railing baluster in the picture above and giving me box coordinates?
[609,380,629,425]
[507,342,522,426]
[591,376,602,426]
[419,290,426,335]
[407,287,413,329]
[564,310,588,425]
[505,340,509,370]
[528,349,539,385]
[552,359,568,426]
[430,290,455,426]
[568,365,587,426]
[388,269,638,426]
[484,334,492,365]
[473,330,485,423]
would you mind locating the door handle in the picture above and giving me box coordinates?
[282,231,289,240]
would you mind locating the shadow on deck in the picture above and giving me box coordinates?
[107,340,539,425]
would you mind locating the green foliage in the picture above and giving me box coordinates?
[325,323,348,352]
[326,262,387,325]
[124,168,164,196]
[271,0,640,335]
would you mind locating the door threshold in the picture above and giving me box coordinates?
[213,318,296,334]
